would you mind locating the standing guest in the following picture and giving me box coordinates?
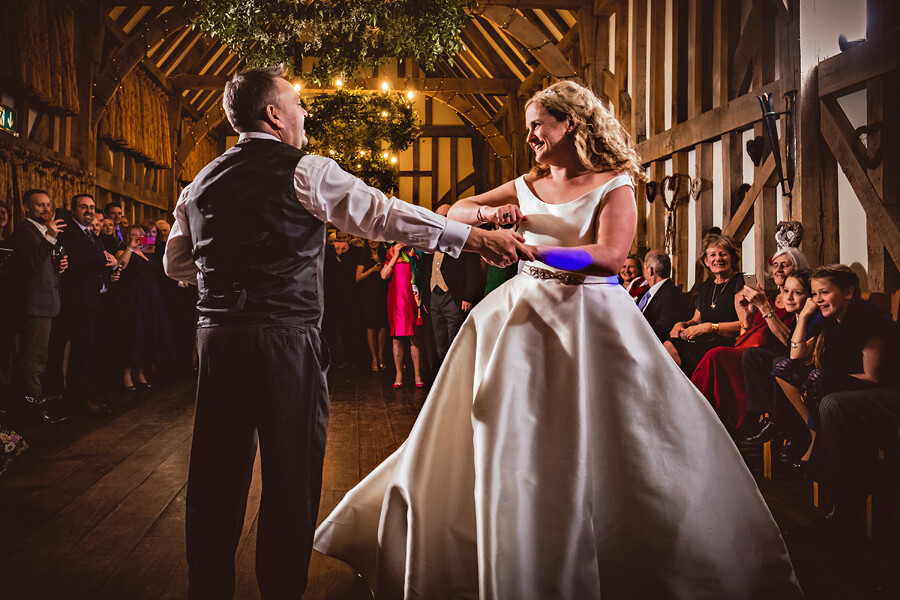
[156,220,171,243]
[665,233,743,375]
[90,213,104,236]
[382,242,425,388]
[692,268,811,433]
[163,65,526,599]
[7,189,68,423]
[100,218,114,236]
[45,194,118,416]
[773,265,897,470]
[355,240,389,372]
[619,253,649,301]
[427,203,485,363]
[0,202,13,396]
[638,250,686,341]
[323,230,361,368]
[0,201,9,240]
[103,201,125,250]
[116,226,173,391]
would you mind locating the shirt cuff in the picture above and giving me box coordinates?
[438,220,471,259]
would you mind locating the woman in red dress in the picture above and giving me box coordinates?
[382,242,424,388]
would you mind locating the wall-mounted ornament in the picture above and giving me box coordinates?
[746,136,765,167]
[688,178,703,202]
[660,175,683,256]
[646,180,658,204]
[774,221,803,250]
[852,122,883,169]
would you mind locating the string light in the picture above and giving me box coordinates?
[381,81,389,91]
[406,90,415,100]
[390,156,398,164]
[380,111,388,117]
[294,83,302,92]
[382,151,389,159]
[335,78,343,88]
[359,150,366,156]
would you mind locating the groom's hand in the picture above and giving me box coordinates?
[464,227,534,267]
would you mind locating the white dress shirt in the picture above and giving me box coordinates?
[640,277,670,312]
[165,132,471,284]
[26,218,58,244]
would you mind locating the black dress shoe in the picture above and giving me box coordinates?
[779,437,802,462]
[38,410,69,425]
[742,419,781,445]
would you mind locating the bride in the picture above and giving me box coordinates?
[314,81,802,599]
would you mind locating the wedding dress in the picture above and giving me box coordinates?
[314,175,802,599]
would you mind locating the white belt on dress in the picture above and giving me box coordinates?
[522,264,619,286]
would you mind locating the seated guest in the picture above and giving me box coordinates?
[773,265,898,470]
[638,250,686,342]
[739,247,811,446]
[665,233,743,376]
[692,268,811,433]
[813,385,900,540]
[619,254,649,301]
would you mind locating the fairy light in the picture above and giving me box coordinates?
[335,78,343,88]
[294,83,302,92]
[382,151,389,159]
[381,81,389,91]
[329,149,336,155]
[381,111,388,117]
[406,90,415,100]
[359,150,366,156]
[390,156,398,164]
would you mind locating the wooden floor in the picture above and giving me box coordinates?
[0,367,897,599]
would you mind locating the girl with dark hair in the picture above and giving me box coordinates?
[773,265,899,469]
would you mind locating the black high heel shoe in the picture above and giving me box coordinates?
[136,381,152,390]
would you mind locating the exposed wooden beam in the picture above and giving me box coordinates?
[820,96,900,269]
[723,154,777,241]
[172,74,518,95]
[95,167,170,210]
[477,0,591,9]
[92,9,191,130]
[635,79,784,164]
[518,26,580,96]
[421,125,476,137]
[817,28,900,97]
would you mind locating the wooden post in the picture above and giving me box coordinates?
[670,0,689,127]
[695,142,715,283]
[648,0,666,136]
[614,1,631,128]
[720,131,743,226]
[630,0,648,143]
[577,6,610,100]
[673,152,691,287]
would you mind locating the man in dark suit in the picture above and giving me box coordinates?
[163,66,530,599]
[101,201,125,252]
[46,193,118,415]
[8,189,68,422]
[638,250,686,342]
[425,203,486,362]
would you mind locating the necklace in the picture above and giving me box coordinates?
[710,280,725,309]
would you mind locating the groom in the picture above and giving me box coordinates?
[163,65,530,598]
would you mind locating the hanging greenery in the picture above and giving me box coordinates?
[188,0,475,83]
[304,88,420,192]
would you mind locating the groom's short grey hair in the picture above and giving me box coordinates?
[223,65,286,132]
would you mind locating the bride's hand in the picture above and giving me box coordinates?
[480,204,526,226]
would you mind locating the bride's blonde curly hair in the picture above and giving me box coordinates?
[526,80,648,182]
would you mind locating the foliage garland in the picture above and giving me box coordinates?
[188,0,476,83]
[304,89,420,192]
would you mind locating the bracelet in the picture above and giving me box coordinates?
[790,341,800,349]
[763,311,774,319]
[711,323,720,334]
[475,206,488,223]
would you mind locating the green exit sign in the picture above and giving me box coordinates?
[0,104,18,137]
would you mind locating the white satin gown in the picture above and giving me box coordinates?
[313,175,802,599]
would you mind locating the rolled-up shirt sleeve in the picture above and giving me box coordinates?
[163,185,198,284]
[294,155,470,257]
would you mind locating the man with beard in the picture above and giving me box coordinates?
[8,189,68,422]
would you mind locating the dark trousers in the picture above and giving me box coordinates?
[46,306,99,405]
[13,316,52,398]
[817,388,900,510]
[430,288,466,363]
[742,347,807,439]
[186,323,330,599]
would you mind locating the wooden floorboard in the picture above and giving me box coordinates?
[0,368,897,599]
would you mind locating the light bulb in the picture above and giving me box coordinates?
[381,111,388,117]
[293,83,302,92]
[381,81,389,91]
[406,90,415,100]
[390,156,398,164]
[335,78,343,87]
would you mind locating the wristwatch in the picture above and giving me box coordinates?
[790,341,800,349]
[763,311,775,319]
